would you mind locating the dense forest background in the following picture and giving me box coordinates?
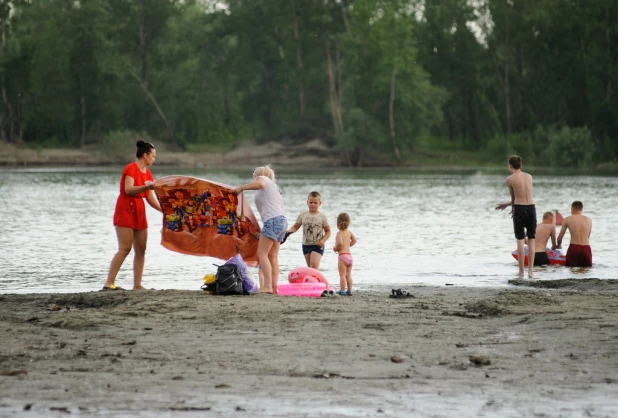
[0,0,616,167]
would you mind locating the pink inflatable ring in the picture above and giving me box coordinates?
[276,283,333,298]
[287,266,329,286]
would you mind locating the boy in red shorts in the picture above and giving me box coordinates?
[557,201,593,267]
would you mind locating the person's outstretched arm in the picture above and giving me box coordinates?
[124,175,152,196]
[146,190,162,212]
[287,221,302,234]
[557,222,568,248]
[496,183,515,211]
[233,177,265,194]
[318,225,332,247]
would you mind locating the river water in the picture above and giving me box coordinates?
[1,166,616,294]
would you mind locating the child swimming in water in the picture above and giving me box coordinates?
[332,213,357,296]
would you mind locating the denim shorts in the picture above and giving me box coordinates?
[261,215,288,242]
[302,244,324,256]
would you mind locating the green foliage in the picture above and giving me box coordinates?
[407,136,484,166]
[0,0,615,167]
[328,0,447,162]
[97,130,153,157]
[336,107,385,162]
[480,126,596,169]
[481,133,540,165]
[544,126,596,169]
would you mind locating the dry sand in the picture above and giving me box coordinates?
[1,280,617,417]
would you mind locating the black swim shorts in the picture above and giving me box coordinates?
[302,244,324,256]
[512,204,536,240]
[533,251,550,266]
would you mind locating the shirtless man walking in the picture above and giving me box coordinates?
[557,201,593,267]
[496,155,536,278]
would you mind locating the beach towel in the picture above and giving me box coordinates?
[153,175,261,266]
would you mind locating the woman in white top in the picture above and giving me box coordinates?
[234,165,288,293]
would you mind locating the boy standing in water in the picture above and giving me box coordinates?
[529,212,557,266]
[496,155,537,278]
[557,201,593,267]
[333,213,357,296]
[286,191,331,270]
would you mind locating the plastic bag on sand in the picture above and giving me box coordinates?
[224,254,258,293]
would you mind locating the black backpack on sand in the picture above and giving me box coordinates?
[213,264,244,295]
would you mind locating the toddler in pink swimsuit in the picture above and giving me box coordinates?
[338,252,353,267]
[333,213,357,296]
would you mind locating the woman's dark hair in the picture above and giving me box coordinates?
[136,140,155,158]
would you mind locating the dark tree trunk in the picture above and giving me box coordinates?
[389,66,401,161]
[290,0,305,119]
[81,95,87,147]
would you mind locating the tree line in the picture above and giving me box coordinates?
[1,0,616,167]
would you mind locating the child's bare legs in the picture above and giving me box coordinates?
[105,227,134,288]
[345,265,353,292]
[305,251,323,270]
[131,229,148,289]
[516,239,526,277]
[527,238,535,278]
[257,236,276,293]
[338,260,347,291]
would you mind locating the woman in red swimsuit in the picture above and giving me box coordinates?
[102,140,162,291]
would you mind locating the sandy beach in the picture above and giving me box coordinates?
[0,139,339,169]
[1,279,617,417]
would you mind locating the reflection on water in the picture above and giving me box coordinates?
[1,167,617,294]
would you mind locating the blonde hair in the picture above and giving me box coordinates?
[337,213,350,230]
[253,165,275,181]
[542,211,554,221]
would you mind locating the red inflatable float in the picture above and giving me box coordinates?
[511,247,566,266]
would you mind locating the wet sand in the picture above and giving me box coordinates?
[1,280,617,417]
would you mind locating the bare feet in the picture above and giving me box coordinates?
[259,288,273,294]
[133,286,147,290]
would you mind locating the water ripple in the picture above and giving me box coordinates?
[1,168,617,293]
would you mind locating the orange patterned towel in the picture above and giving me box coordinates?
[154,175,260,266]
